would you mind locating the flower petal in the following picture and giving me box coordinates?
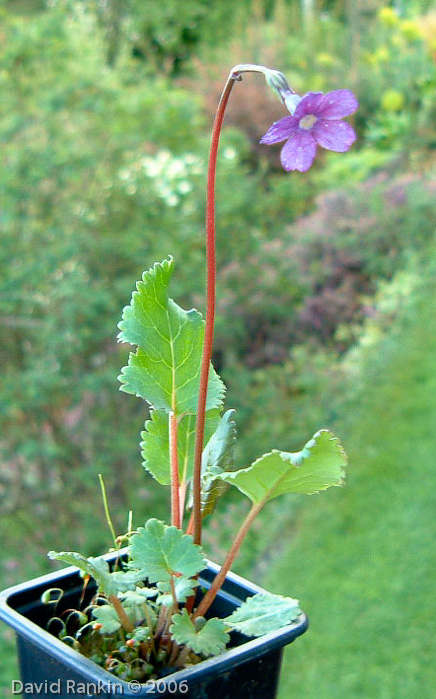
[260,115,299,144]
[312,119,356,152]
[294,92,324,119]
[316,90,358,119]
[280,131,317,172]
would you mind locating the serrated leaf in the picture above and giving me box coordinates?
[109,570,148,589]
[141,409,220,485]
[48,552,116,597]
[157,577,199,606]
[199,409,237,516]
[92,604,122,634]
[225,593,301,637]
[128,519,205,583]
[170,609,230,656]
[117,258,225,415]
[220,430,346,504]
[48,552,144,597]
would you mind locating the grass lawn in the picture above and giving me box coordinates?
[269,285,436,699]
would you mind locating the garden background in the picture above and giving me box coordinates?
[1,0,436,696]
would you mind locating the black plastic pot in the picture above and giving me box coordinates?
[0,557,308,699]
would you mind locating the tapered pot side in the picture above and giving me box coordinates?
[0,557,308,699]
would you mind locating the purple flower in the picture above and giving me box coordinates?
[260,90,358,172]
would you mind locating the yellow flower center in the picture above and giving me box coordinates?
[299,114,318,130]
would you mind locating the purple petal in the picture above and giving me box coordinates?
[260,115,299,144]
[294,92,324,119]
[316,90,358,119]
[312,119,356,152]
[280,131,317,172]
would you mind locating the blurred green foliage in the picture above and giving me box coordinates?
[1,0,436,689]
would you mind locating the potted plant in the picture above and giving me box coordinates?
[0,64,357,698]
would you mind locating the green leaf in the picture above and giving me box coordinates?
[170,609,230,656]
[109,569,148,590]
[199,409,237,516]
[48,552,116,597]
[92,604,122,634]
[120,588,158,602]
[47,551,144,597]
[117,258,225,415]
[128,519,204,583]
[157,577,199,606]
[220,429,346,504]
[141,409,220,485]
[120,591,158,626]
[225,593,301,637]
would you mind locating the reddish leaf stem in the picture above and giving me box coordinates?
[108,594,134,634]
[169,411,181,529]
[170,574,180,613]
[179,479,188,528]
[193,500,265,619]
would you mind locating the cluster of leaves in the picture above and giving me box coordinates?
[46,258,346,678]
[117,257,345,509]
[47,522,301,680]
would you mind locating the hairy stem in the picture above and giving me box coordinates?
[169,411,181,529]
[143,604,156,655]
[193,500,265,619]
[168,640,180,666]
[179,480,188,528]
[155,605,168,639]
[108,594,134,634]
[170,574,180,613]
[175,644,192,667]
